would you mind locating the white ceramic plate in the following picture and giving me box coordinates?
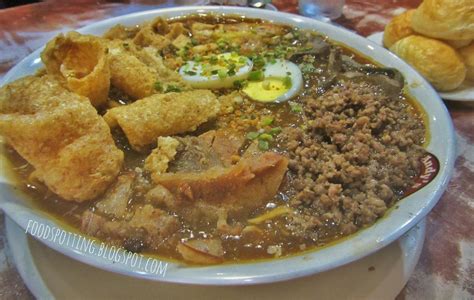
[367,32,474,101]
[0,6,455,285]
[5,215,426,299]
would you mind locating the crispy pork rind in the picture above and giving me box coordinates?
[107,40,188,99]
[104,90,219,151]
[0,75,124,202]
[103,24,141,40]
[133,17,188,50]
[41,32,110,107]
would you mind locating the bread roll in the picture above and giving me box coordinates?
[390,35,466,91]
[411,0,474,40]
[459,43,474,81]
[383,10,416,48]
[443,39,472,49]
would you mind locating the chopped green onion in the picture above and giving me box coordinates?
[283,76,292,88]
[184,70,197,76]
[165,85,182,93]
[190,37,199,46]
[259,133,273,141]
[218,69,227,79]
[289,102,303,113]
[248,70,264,81]
[209,56,218,64]
[258,139,269,151]
[246,131,260,140]
[260,116,274,126]
[269,127,282,135]
[252,55,265,69]
[154,81,163,92]
[233,79,247,89]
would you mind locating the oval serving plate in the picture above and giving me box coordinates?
[0,6,455,285]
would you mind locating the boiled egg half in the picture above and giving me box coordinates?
[242,59,303,103]
[179,52,253,89]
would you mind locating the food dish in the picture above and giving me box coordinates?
[368,32,474,101]
[411,0,474,41]
[0,6,449,284]
[381,1,474,93]
[390,35,466,91]
[382,9,415,48]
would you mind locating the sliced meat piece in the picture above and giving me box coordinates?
[177,239,224,265]
[0,75,123,202]
[168,136,223,173]
[199,129,245,167]
[104,90,219,151]
[154,152,288,223]
[167,129,244,173]
[145,184,176,208]
[95,172,135,219]
[81,204,179,251]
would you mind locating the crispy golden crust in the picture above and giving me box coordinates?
[145,136,180,181]
[390,35,466,91]
[411,0,474,40]
[133,17,187,50]
[0,75,123,202]
[41,32,110,107]
[104,90,219,151]
[459,43,474,81]
[107,40,188,99]
[383,9,416,48]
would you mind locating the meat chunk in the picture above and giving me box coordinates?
[153,152,288,223]
[104,90,219,151]
[0,75,123,202]
[144,136,180,181]
[167,129,244,173]
[198,129,245,167]
[95,173,135,218]
[81,204,179,251]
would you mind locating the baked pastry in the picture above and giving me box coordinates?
[390,35,466,91]
[443,39,472,49]
[459,43,474,81]
[383,10,416,48]
[411,0,474,40]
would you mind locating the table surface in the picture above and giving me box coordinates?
[0,1,472,299]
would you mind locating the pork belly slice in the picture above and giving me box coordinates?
[151,152,288,223]
[0,75,123,202]
[81,204,179,252]
[95,172,136,218]
[103,90,219,151]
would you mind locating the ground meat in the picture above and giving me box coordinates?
[283,80,425,240]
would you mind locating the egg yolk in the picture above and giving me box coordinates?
[242,77,290,102]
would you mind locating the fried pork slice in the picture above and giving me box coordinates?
[0,75,124,202]
[41,32,110,107]
[81,204,179,252]
[107,40,188,99]
[133,17,187,50]
[104,90,219,151]
[152,152,288,222]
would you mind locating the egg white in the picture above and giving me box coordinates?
[179,53,253,89]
